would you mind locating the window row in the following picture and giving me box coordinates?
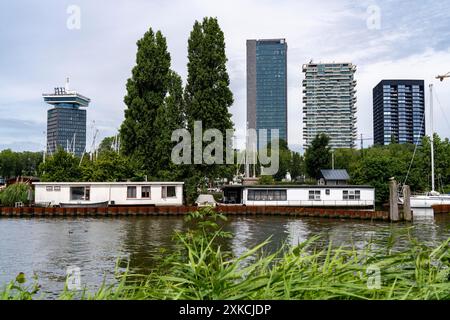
[247,190,287,201]
[64,185,177,201]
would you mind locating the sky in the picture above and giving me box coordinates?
[1,0,450,153]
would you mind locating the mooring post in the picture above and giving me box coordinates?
[389,178,399,221]
[403,185,412,221]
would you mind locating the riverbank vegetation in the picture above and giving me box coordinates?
[1,208,449,300]
[0,182,31,207]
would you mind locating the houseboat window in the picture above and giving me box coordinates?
[162,186,176,198]
[247,190,287,201]
[127,186,137,199]
[343,190,361,200]
[308,190,321,200]
[46,186,53,192]
[325,189,330,195]
[70,186,90,201]
[54,186,61,192]
[141,186,151,198]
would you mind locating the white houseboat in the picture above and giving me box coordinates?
[222,185,375,209]
[33,182,184,207]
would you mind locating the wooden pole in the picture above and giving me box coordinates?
[389,179,399,221]
[403,185,412,221]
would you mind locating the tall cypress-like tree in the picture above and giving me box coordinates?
[154,71,186,179]
[184,17,234,182]
[120,28,171,174]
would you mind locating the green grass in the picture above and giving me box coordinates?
[1,207,449,300]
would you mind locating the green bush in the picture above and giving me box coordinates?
[0,183,31,207]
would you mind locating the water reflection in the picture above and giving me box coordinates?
[0,215,448,298]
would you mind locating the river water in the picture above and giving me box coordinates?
[0,212,449,298]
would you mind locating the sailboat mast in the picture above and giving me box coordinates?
[430,84,435,192]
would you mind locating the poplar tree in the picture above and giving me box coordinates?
[120,28,171,174]
[154,71,186,179]
[184,17,234,183]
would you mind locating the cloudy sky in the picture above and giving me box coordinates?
[1,0,450,152]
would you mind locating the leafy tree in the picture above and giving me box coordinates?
[304,134,331,179]
[97,136,116,155]
[0,149,19,178]
[38,148,82,182]
[120,28,172,176]
[264,139,291,181]
[258,175,275,185]
[290,151,303,181]
[154,70,186,180]
[0,150,43,178]
[184,17,234,185]
[80,151,137,182]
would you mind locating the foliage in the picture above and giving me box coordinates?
[184,17,234,184]
[0,149,43,179]
[153,70,186,180]
[331,136,450,203]
[120,28,172,176]
[0,273,40,300]
[38,148,82,182]
[97,136,116,155]
[258,175,275,185]
[0,183,31,206]
[290,151,303,180]
[81,150,137,182]
[304,133,331,179]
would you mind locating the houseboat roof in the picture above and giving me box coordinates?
[33,182,184,186]
[222,184,373,189]
[320,169,350,181]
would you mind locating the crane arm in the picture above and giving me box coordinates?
[436,72,450,81]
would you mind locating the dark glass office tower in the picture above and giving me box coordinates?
[373,80,425,145]
[247,39,287,149]
[43,79,90,156]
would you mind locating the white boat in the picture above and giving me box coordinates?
[409,192,450,209]
[406,83,450,211]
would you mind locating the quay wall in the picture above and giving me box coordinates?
[0,205,390,221]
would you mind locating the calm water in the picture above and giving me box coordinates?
[0,213,449,298]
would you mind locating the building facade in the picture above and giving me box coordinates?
[373,80,425,145]
[43,79,89,157]
[302,62,357,149]
[247,39,288,149]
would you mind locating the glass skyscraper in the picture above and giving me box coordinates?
[302,62,357,150]
[247,39,287,149]
[43,79,89,157]
[373,80,425,145]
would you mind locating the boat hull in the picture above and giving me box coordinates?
[60,201,109,208]
[409,196,450,209]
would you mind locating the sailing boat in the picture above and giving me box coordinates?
[408,83,450,209]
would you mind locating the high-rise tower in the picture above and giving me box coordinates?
[247,39,288,149]
[43,78,89,156]
[302,62,357,149]
[373,80,425,145]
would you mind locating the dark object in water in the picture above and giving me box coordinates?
[60,201,109,208]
